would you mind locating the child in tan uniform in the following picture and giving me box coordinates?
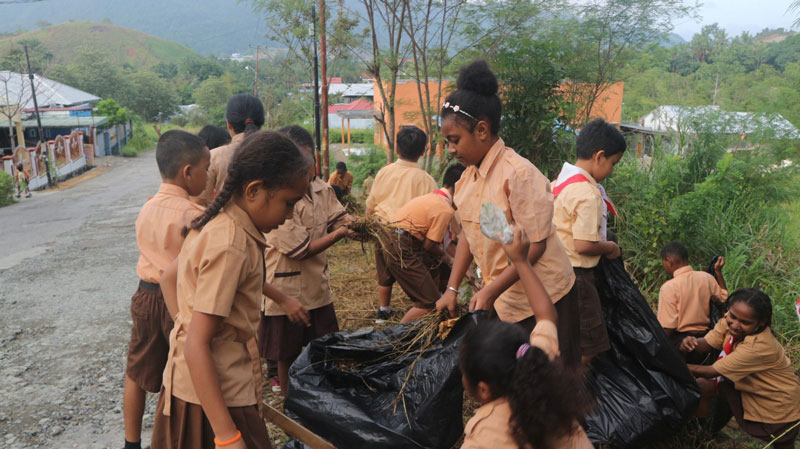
[366,126,437,321]
[123,130,209,449]
[152,131,311,449]
[259,125,354,397]
[376,163,465,323]
[435,60,581,369]
[551,118,625,365]
[459,226,593,449]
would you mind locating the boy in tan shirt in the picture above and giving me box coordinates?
[328,161,354,200]
[259,125,354,396]
[377,163,465,322]
[123,130,209,449]
[658,241,727,354]
[366,126,437,320]
[551,118,625,364]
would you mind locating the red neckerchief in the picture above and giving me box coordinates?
[552,174,617,216]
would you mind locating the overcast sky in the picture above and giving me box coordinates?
[673,0,798,39]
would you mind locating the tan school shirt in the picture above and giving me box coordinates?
[194,132,245,206]
[461,320,593,449]
[657,266,728,333]
[263,178,348,315]
[328,170,353,192]
[362,175,375,197]
[705,318,800,423]
[552,167,604,268]
[162,202,267,413]
[135,183,204,283]
[454,138,575,323]
[365,159,438,221]
[390,190,454,243]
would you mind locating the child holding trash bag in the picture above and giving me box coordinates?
[551,118,626,365]
[435,59,581,369]
[152,131,311,449]
[459,226,593,449]
[681,288,800,449]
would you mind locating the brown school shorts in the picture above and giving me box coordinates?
[718,380,800,449]
[574,267,610,358]
[126,281,174,393]
[151,388,272,449]
[257,303,339,361]
[375,230,442,309]
[513,282,582,370]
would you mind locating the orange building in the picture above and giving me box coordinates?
[372,79,624,150]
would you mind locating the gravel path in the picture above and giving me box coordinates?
[0,152,161,448]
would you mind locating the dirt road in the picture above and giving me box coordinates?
[0,152,161,448]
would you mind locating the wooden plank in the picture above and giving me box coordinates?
[262,401,336,449]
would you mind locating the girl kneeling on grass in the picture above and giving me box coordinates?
[459,226,593,449]
[681,288,800,449]
[153,131,311,449]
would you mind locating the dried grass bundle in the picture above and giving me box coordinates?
[341,195,365,215]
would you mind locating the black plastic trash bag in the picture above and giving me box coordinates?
[282,312,483,449]
[584,257,700,448]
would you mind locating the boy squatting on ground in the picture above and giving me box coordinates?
[658,241,727,361]
[366,126,438,321]
[376,163,466,323]
[122,130,210,449]
[551,118,625,365]
[435,60,581,369]
[328,161,353,201]
[259,125,356,398]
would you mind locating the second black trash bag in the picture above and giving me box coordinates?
[584,257,701,448]
[283,312,483,449]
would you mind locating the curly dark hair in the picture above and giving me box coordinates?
[441,60,502,135]
[575,118,627,159]
[184,130,310,235]
[460,320,591,449]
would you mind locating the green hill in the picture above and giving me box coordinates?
[0,21,199,69]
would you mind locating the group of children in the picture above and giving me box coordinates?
[120,60,800,449]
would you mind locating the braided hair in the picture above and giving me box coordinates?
[441,60,502,134]
[185,130,310,235]
[728,288,773,333]
[459,321,591,449]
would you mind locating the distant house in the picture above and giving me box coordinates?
[622,105,800,156]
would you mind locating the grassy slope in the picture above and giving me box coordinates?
[0,21,198,69]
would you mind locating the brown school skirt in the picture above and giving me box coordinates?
[257,303,339,361]
[718,380,800,449]
[126,281,174,393]
[574,267,610,358]
[375,230,442,309]
[513,281,582,370]
[151,389,272,449]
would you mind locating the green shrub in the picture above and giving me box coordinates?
[0,171,15,206]
[322,127,374,145]
[347,146,387,191]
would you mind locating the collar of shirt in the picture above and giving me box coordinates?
[230,132,245,144]
[561,162,599,187]
[673,265,693,278]
[306,177,328,201]
[395,159,420,168]
[476,137,507,179]
[465,397,509,435]
[222,201,267,247]
[157,183,190,199]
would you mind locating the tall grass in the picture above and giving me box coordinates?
[607,129,800,346]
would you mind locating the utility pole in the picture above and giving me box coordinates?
[24,44,52,186]
[254,45,260,97]
[319,0,330,181]
[312,6,322,178]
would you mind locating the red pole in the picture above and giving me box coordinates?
[254,45,259,97]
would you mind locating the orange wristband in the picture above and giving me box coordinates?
[214,430,242,446]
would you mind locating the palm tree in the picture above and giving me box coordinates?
[791,0,800,29]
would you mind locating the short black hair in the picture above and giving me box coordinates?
[442,163,466,189]
[396,126,427,160]
[278,125,315,151]
[336,161,347,171]
[368,169,375,176]
[576,118,627,160]
[17,163,23,170]
[156,130,206,178]
[198,125,231,150]
[661,241,688,262]
[441,60,502,135]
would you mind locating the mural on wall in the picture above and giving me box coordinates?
[53,136,68,168]
[12,146,33,174]
[69,131,83,161]
[34,141,46,177]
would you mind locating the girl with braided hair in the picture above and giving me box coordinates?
[459,226,593,449]
[152,130,311,449]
